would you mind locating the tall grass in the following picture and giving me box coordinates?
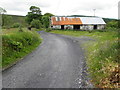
[84,35,119,88]
[2,28,42,68]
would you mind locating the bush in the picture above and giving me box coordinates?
[42,16,50,28]
[2,26,7,29]
[30,19,42,29]
[2,29,42,67]
[106,20,118,29]
[18,25,23,32]
[12,23,21,28]
[45,28,52,32]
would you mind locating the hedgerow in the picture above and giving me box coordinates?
[2,29,42,68]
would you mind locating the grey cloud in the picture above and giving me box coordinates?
[0,0,118,18]
[70,1,112,13]
[0,0,51,13]
[118,1,120,19]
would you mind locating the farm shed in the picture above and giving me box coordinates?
[50,16,106,30]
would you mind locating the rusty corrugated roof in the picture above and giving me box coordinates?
[51,17,83,25]
[51,16,106,25]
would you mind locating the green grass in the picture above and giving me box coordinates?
[50,30,88,37]
[50,29,119,88]
[3,14,27,28]
[2,28,42,68]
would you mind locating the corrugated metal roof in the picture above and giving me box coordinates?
[51,17,82,25]
[79,17,106,24]
[51,16,106,25]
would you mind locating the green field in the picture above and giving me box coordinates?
[7,14,27,26]
[50,29,119,88]
[2,14,27,28]
[2,28,42,69]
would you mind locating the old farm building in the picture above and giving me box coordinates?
[50,16,106,30]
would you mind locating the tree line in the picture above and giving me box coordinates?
[0,6,118,30]
[0,6,54,29]
[26,6,54,29]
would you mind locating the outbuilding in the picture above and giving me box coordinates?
[50,16,106,30]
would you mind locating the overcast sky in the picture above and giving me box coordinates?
[0,0,119,19]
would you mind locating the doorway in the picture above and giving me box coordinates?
[61,25,64,29]
[94,25,97,29]
[73,25,80,30]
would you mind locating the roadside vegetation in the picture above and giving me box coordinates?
[1,6,53,69]
[2,28,42,69]
[1,6,54,31]
[50,20,119,88]
[0,6,119,88]
[2,14,27,29]
[25,6,54,31]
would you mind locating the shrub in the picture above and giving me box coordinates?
[106,20,118,29]
[18,25,23,32]
[42,16,50,28]
[2,26,7,29]
[12,23,21,28]
[2,29,42,67]
[30,19,42,29]
[45,28,52,32]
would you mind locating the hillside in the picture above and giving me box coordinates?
[8,14,26,25]
[2,14,118,28]
[3,14,27,27]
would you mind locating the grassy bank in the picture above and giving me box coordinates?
[2,14,27,29]
[50,30,119,88]
[2,28,42,68]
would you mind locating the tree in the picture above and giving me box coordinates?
[0,7,6,14]
[30,19,41,29]
[30,6,41,15]
[42,13,54,28]
[44,13,54,17]
[42,16,50,28]
[26,6,42,24]
[0,7,6,26]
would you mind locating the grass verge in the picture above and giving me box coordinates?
[2,28,42,69]
[50,29,119,88]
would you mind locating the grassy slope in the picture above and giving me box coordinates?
[2,28,42,69]
[3,14,27,27]
[50,30,119,88]
[5,14,117,28]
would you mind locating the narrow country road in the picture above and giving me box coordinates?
[2,32,93,88]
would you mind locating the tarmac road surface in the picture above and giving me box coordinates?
[2,32,93,88]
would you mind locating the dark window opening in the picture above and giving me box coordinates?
[61,25,64,29]
[73,25,80,30]
[94,25,97,29]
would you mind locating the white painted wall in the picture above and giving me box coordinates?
[81,25,94,30]
[97,25,105,29]
[52,25,61,29]
[51,24,105,30]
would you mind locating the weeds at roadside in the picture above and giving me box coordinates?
[2,28,42,68]
[50,29,119,88]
